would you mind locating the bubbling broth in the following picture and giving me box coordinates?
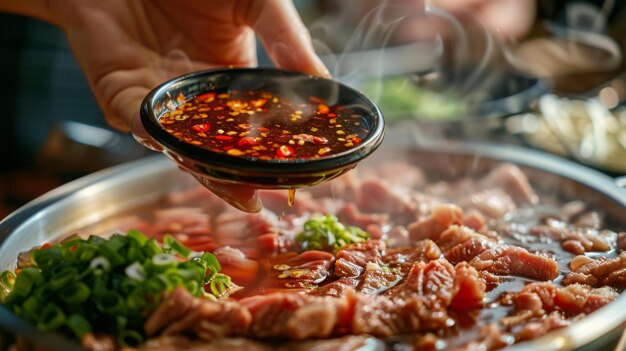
[158,90,370,160]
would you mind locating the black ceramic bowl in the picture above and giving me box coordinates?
[140,68,385,189]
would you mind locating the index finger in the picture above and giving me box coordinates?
[241,0,331,78]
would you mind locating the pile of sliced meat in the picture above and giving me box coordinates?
[74,162,625,351]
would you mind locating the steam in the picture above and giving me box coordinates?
[310,1,446,84]
[298,0,623,148]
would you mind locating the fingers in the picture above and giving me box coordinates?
[98,55,213,132]
[472,0,535,40]
[241,0,331,78]
[191,174,262,213]
[430,0,535,39]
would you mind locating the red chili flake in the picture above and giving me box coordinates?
[275,135,290,143]
[192,123,210,133]
[41,243,52,249]
[318,104,330,114]
[327,113,337,118]
[251,98,267,108]
[69,245,77,252]
[353,137,362,145]
[238,137,259,147]
[196,92,216,102]
[309,96,324,104]
[276,145,294,157]
[215,135,234,141]
[258,127,269,133]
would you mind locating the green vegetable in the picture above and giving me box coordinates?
[362,76,467,121]
[0,230,236,345]
[66,314,92,340]
[296,214,370,252]
[163,234,193,258]
[0,271,15,301]
[39,303,66,331]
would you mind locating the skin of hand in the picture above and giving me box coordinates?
[1,0,330,213]
[430,0,535,40]
[338,0,534,44]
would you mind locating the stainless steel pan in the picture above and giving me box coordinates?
[1,135,625,351]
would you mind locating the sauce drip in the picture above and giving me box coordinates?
[287,189,296,207]
[158,90,369,160]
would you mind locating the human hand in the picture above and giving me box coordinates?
[47,0,329,212]
[51,0,329,131]
[430,0,535,40]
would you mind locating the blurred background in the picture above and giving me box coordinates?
[0,0,625,219]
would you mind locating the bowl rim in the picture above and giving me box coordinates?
[140,67,386,175]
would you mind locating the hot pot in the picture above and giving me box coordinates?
[0,125,625,350]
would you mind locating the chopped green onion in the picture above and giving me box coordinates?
[151,254,178,271]
[38,303,66,331]
[125,262,146,281]
[126,288,147,311]
[12,267,43,297]
[21,295,43,320]
[145,276,167,294]
[96,292,125,314]
[89,256,110,271]
[90,274,108,298]
[76,245,97,262]
[163,234,193,258]
[197,252,221,282]
[97,245,125,267]
[210,274,231,297]
[0,230,234,345]
[163,271,184,289]
[117,330,143,347]
[31,248,61,270]
[296,214,370,252]
[60,234,82,244]
[66,314,92,340]
[125,245,144,263]
[142,239,161,257]
[60,282,90,305]
[184,280,200,296]
[0,271,15,301]
[103,235,127,252]
[88,235,105,245]
[49,266,78,291]
[126,229,148,246]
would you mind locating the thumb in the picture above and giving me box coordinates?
[243,0,331,78]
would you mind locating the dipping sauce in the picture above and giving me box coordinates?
[158,90,370,160]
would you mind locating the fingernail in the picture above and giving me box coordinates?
[313,56,332,79]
